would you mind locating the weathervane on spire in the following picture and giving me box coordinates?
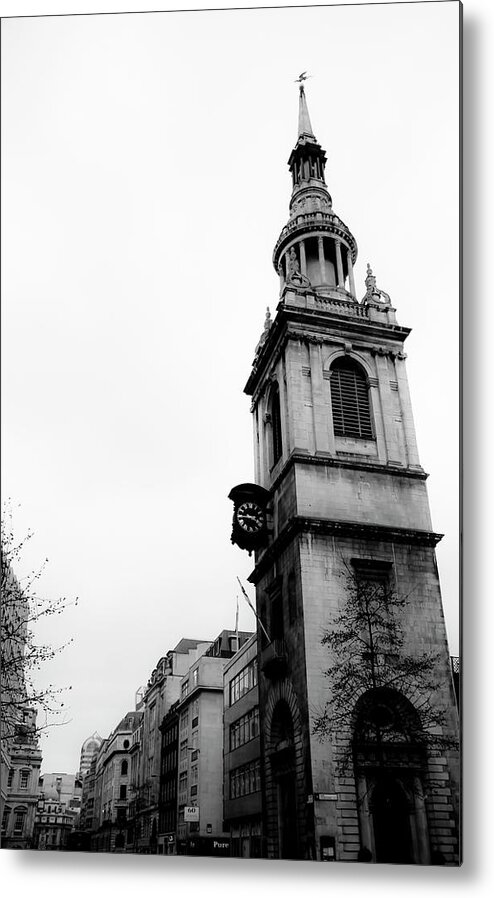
[295,71,312,92]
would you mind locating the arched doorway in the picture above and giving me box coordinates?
[352,688,429,864]
[371,776,412,864]
[270,700,298,859]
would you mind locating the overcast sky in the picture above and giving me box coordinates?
[1,2,460,776]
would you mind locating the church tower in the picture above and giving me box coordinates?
[243,85,459,864]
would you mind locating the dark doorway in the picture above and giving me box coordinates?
[271,700,299,859]
[372,778,412,864]
[277,772,298,859]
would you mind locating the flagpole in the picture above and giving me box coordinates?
[235,595,239,650]
[237,577,271,644]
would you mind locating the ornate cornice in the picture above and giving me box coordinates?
[249,516,443,584]
[268,452,428,494]
[273,210,358,271]
[245,304,411,398]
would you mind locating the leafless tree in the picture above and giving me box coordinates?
[312,559,457,771]
[1,501,77,743]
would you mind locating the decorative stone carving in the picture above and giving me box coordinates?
[343,341,352,354]
[362,263,392,306]
[286,245,311,288]
[371,345,389,358]
[254,306,273,359]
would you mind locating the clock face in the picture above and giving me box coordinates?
[236,501,265,534]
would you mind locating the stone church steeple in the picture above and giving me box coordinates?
[242,85,459,865]
[274,84,357,299]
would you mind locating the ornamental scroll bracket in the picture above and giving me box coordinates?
[362,263,392,306]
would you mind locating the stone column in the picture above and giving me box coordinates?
[335,239,344,287]
[309,342,330,454]
[323,368,336,455]
[253,403,264,488]
[375,353,401,465]
[317,236,326,283]
[347,249,356,298]
[278,264,285,294]
[413,775,431,865]
[299,240,307,276]
[278,354,291,459]
[394,355,421,468]
[356,774,373,858]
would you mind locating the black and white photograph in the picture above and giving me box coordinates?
[1,0,464,881]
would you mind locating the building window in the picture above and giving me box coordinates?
[270,384,283,465]
[330,357,373,439]
[230,760,261,799]
[178,772,188,803]
[13,810,26,836]
[121,759,128,776]
[180,709,189,731]
[230,707,260,751]
[7,769,14,788]
[19,770,30,790]
[229,659,258,706]
[1,807,11,835]
[181,679,189,700]
[179,739,188,762]
[192,668,199,688]
[119,785,127,800]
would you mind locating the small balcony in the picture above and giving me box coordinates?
[261,639,288,680]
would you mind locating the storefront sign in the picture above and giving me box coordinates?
[184,806,200,821]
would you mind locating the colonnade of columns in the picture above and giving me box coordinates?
[279,235,356,297]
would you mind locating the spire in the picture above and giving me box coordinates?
[272,82,358,300]
[298,84,314,138]
[287,80,329,214]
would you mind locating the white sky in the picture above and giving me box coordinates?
[1,1,460,778]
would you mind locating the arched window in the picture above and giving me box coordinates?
[121,760,128,776]
[330,357,373,439]
[13,806,27,836]
[270,384,283,465]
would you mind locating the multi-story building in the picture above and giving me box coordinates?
[175,630,252,858]
[128,638,210,854]
[32,780,80,851]
[79,754,98,835]
[157,700,179,855]
[1,559,43,842]
[1,708,42,849]
[223,633,263,858]
[239,84,460,864]
[78,733,103,780]
[90,711,140,852]
[37,773,83,817]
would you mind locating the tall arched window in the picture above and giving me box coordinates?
[330,357,373,439]
[270,384,283,465]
